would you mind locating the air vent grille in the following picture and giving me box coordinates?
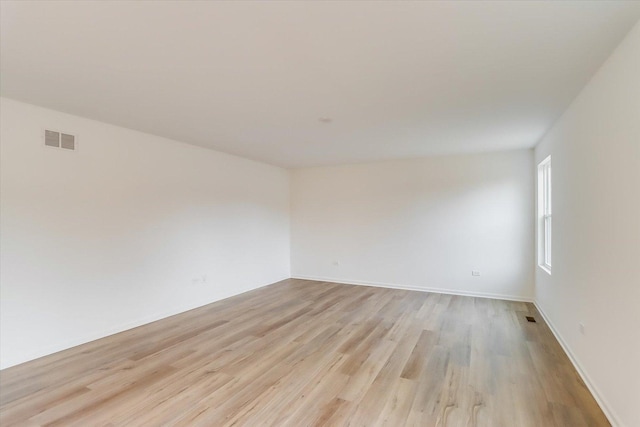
[60,133,75,150]
[45,130,60,147]
[44,130,76,150]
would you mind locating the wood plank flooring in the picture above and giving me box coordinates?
[0,279,609,426]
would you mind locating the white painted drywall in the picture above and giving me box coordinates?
[4,2,640,168]
[0,98,290,369]
[291,150,535,300]
[534,22,640,427]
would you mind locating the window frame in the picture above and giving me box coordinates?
[538,156,552,274]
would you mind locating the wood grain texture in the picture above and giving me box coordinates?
[0,279,609,426]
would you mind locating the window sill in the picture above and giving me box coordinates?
[538,265,552,275]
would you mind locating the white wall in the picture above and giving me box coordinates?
[0,98,290,369]
[291,150,535,300]
[533,22,640,427]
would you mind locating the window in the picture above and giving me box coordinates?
[538,156,552,273]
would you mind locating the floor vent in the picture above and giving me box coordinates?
[526,316,536,323]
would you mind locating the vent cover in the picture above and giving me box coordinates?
[45,130,60,147]
[44,130,76,150]
[60,133,75,150]
[526,316,536,323]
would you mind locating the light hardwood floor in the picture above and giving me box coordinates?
[0,279,608,426]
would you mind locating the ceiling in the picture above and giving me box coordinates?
[1,1,639,168]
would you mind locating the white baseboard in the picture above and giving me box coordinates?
[534,301,621,427]
[0,277,286,370]
[2,305,203,370]
[292,275,534,302]
[293,276,617,425]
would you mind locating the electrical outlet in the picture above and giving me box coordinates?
[579,323,585,335]
[191,275,207,285]
[472,270,481,276]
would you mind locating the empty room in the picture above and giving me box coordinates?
[1,1,639,426]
